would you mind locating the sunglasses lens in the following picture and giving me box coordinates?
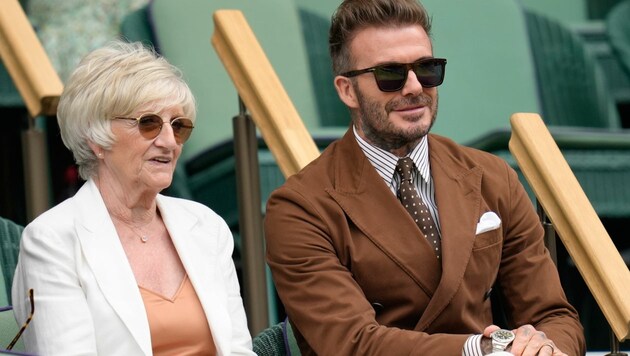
[171,118,194,144]
[373,59,445,92]
[374,65,408,92]
[137,115,163,139]
[414,60,445,88]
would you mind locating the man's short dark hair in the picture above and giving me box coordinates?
[329,0,432,75]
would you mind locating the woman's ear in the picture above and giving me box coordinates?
[334,75,359,109]
[87,141,103,159]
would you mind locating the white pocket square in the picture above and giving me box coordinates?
[476,211,501,234]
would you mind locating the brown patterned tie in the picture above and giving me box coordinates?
[396,157,441,260]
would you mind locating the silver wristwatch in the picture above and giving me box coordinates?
[490,329,515,353]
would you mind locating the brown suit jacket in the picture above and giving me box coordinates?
[265,128,585,355]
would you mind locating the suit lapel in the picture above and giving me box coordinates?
[415,137,484,330]
[74,180,152,355]
[327,131,441,296]
[158,197,231,356]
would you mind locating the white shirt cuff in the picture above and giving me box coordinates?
[462,334,484,356]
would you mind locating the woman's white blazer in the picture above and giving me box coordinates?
[12,179,255,355]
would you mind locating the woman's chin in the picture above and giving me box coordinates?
[142,175,173,193]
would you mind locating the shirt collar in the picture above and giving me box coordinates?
[353,125,431,186]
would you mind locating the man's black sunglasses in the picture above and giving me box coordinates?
[341,58,447,92]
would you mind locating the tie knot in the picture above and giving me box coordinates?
[396,157,415,182]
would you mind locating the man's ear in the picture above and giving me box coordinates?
[334,75,359,109]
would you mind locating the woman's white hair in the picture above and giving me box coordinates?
[57,40,196,180]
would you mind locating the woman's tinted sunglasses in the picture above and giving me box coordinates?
[341,57,447,92]
[113,113,195,144]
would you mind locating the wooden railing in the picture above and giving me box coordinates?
[0,0,63,221]
[0,0,62,118]
[510,113,630,343]
[212,9,321,334]
[211,9,320,178]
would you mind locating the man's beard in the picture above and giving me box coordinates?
[354,88,438,152]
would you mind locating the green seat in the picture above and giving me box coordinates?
[148,0,321,161]
[284,318,301,356]
[0,217,23,306]
[525,9,621,129]
[293,0,348,127]
[471,126,630,218]
[0,217,24,352]
[252,322,284,356]
[585,0,626,20]
[606,0,630,78]
[420,0,540,145]
[460,6,630,221]
[181,136,336,228]
[252,319,301,356]
[0,306,24,352]
[0,62,24,109]
[119,5,155,47]
[520,0,588,24]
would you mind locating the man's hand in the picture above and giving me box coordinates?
[482,324,568,356]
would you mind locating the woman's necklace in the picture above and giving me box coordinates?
[113,215,154,243]
[128,225,149,243]
[111,207,159,244]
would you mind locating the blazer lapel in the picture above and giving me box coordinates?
[415,137,484,330]
[74,179,152,355]
[327,130,441,296]
[158,197,231,356]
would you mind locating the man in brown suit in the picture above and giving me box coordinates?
[264,0,585,354]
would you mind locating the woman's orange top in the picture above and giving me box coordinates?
[139,275,217,356]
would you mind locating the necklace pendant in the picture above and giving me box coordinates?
[141,235,148,243]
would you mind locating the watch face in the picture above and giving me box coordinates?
[492,329,515,343]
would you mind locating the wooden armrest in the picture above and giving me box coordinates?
[211,9,319,177]
[509,112,630,341]
[0,0,63,117]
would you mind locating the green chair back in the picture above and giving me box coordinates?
[606,0,630,78]
[148,0,320,161]
[0,217,23,306]
[0,63,24,108]
[119,5,155,47]
[252,319,301,356]
[284,318,301,356]
[0,217,24,352]
[0,306,24,352]
[420,0,540,144]
[520,0,588,24]
[525,9,621,129]
[293,0,349,127]
[252,322,285,356]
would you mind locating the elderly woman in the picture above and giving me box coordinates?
[12,40,255,355]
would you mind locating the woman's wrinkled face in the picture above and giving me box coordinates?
[101,103,185,193]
